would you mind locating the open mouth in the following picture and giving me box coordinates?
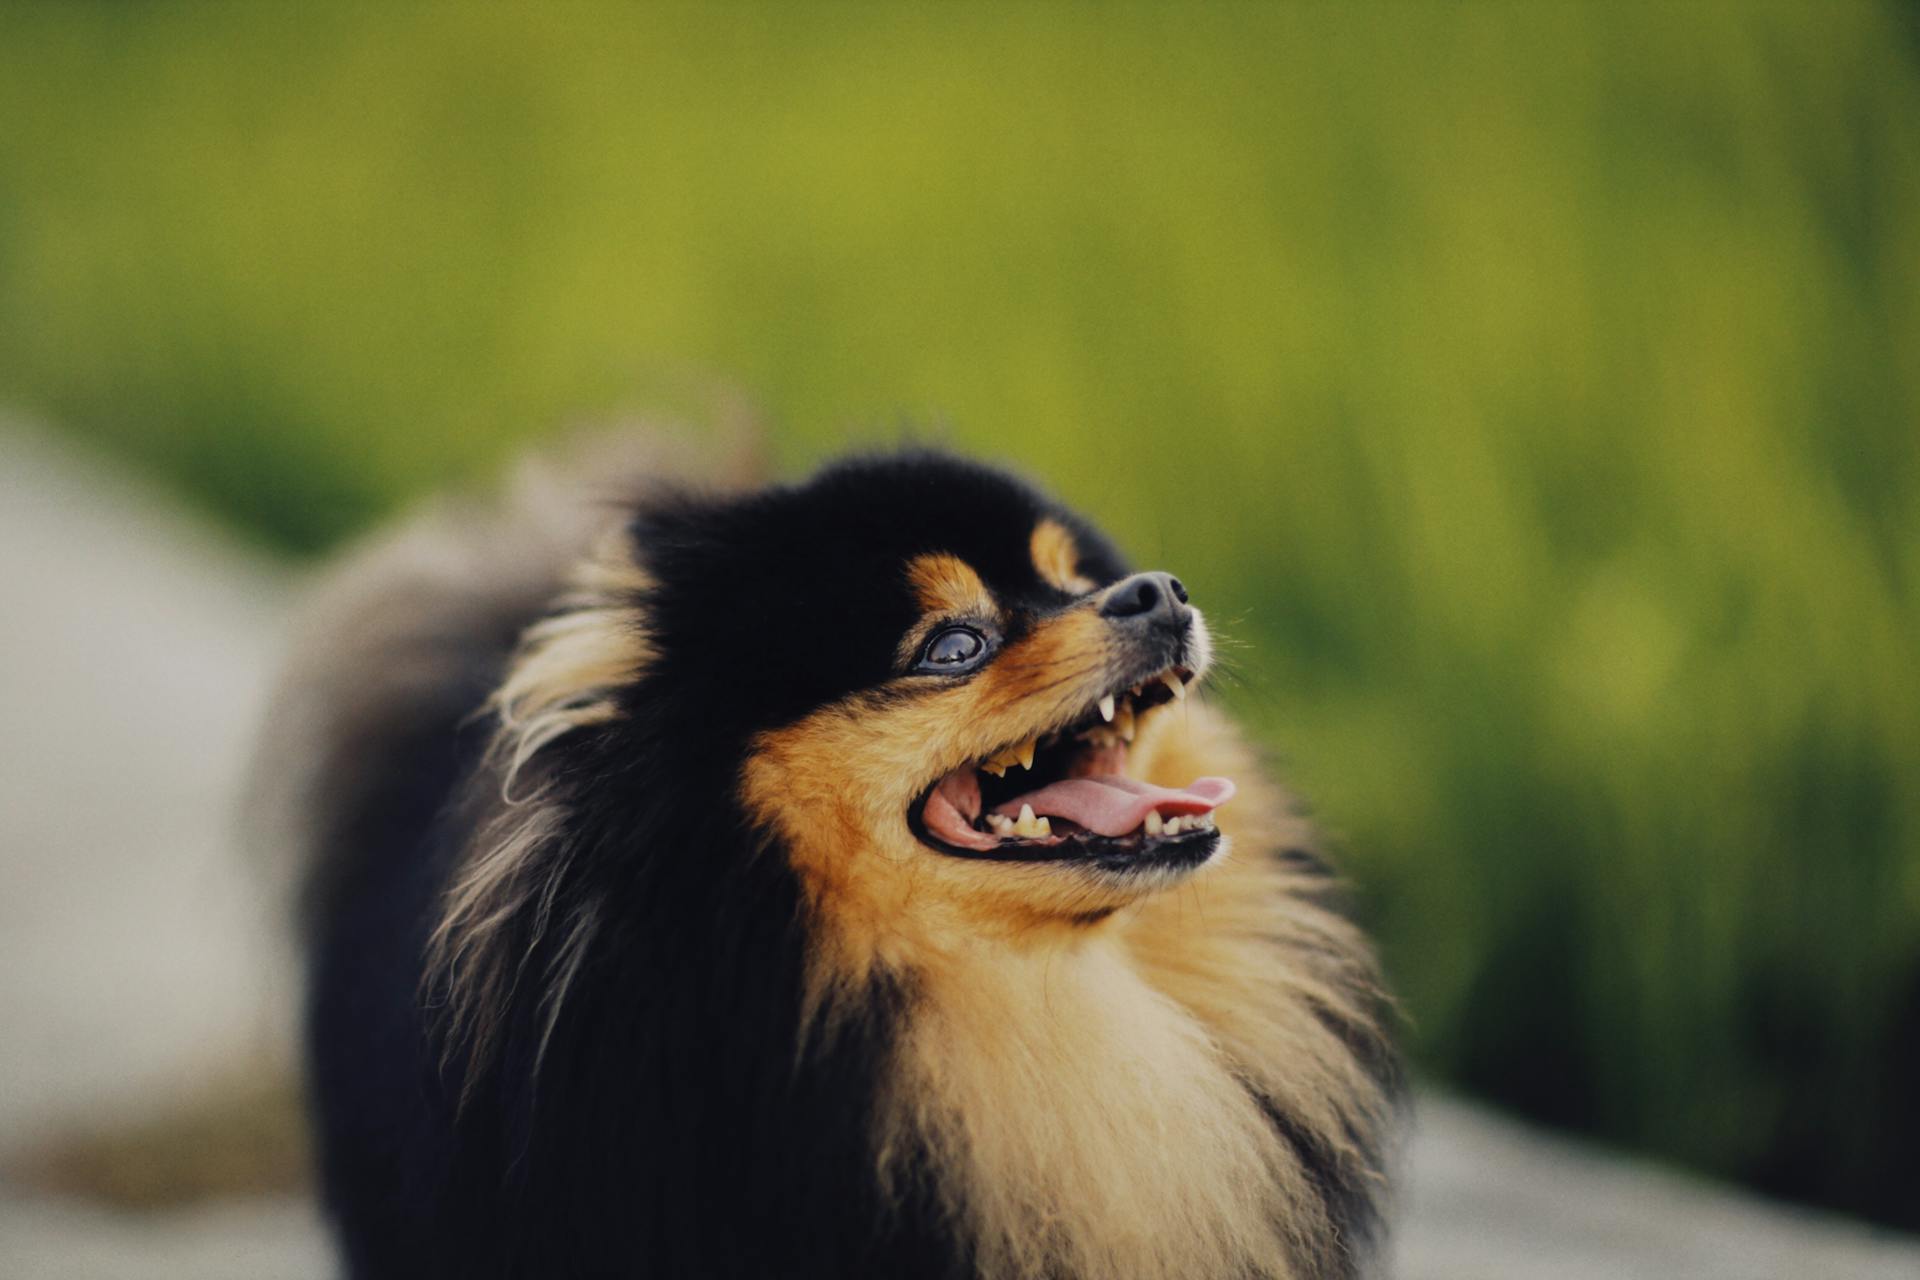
[908,665,1235,868]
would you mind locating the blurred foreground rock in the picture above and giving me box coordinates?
[2,420,1915,1279]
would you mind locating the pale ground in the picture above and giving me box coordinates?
[3,421,1916,1279]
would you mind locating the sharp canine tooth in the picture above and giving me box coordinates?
[1098,694,1116,722]
[1016,739,1035,770]
[1145,810,1164,837]
[1114,700,1136,742]
[1162,672,1187,700]
[1011,803,1045,837]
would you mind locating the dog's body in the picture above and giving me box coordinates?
[269,438,1398,1279]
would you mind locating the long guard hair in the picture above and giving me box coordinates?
[263,428,1399,1280]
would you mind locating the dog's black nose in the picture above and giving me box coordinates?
[1099,572,1191,629]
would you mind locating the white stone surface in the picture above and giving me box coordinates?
[0,426,293,1156]
[1394,1095,1920,1280]
[2,419,1915,1278]
[0,1194,332,1280]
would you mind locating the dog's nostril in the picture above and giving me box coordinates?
[1102,577,1159,618]
[1168,577,1188,605]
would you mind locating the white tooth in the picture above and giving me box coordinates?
[1098,694,1116,722]
[1016,739,1036,771]
[1114,700,1136,742]
[1034,816,1052,837]
[1167,816,1185,835]
[1144,810,1164,837]
[990,814,1014,833]
[1019,803,1037,826]
[1162,673,1187,700]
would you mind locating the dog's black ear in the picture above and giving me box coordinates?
[622,488,921,732]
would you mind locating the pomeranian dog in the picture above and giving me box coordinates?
[262,432,1398,1280]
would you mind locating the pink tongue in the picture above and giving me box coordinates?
[992,775,1236,838]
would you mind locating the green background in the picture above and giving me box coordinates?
[4,2,1917,1228]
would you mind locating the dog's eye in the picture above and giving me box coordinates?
[917,626,988,674]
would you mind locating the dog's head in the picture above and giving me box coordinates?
[580,451,1233,956]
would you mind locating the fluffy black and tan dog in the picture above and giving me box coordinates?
[264,434,1398,1279]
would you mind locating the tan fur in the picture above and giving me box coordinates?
[898,553,1008,667]
[908,552,1000,618]
[742,594,1390,1279]
[1030,517,1097,594]
[487,534,655,799]
[743,604,1141,995]
[425,533,653,1068]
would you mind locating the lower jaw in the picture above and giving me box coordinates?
[1070,827,1223,875]
[907,803,1223,871]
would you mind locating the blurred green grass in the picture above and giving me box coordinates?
[3,1,1917,1228]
